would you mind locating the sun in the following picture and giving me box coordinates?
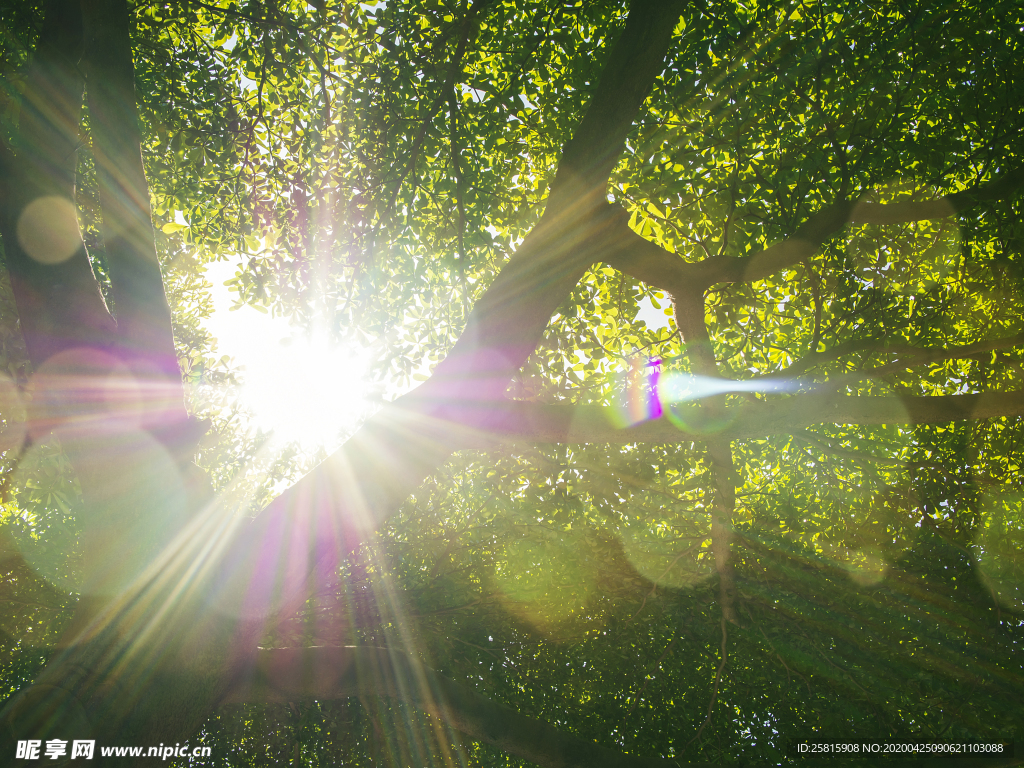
[241,332,371,448]
[202,261,373,450]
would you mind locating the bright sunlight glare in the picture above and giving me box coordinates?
[202,261,372,450]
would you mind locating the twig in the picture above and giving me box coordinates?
[452,636,499,659]
[808,261,822,354]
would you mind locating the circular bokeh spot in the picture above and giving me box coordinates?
[492,536,597,639]
[57,427,187,597]
[16,196,82,265]
[975,492,1024,613]
[844,546,889,587]
[620,523,712,590]
[27,348,143,440]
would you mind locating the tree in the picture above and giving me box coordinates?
[0,0,1023,765]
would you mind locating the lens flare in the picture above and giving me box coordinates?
[616,358,799,430]
[492,537,598,639]
[203,261,373,451]
[659,370,795,402]
[622,357,662,425]
[4,437,82,592]
[16,195,82,265]
[844,546,889,587]
[26,348,144,439]
[620,526,711,590]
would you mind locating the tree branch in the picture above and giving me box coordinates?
[651,256,738,626]
[482,389,1024,445]
[605,164,1024,300]
[850,165,1024,224]
[0,0,118,369]
[774,332,1024,381]
[82,0,186,419]
[417,0,687,412]
[728,389,1024,438]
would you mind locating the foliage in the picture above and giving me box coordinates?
[2,0,1024,765]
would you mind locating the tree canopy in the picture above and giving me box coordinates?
[0,0,1023,766]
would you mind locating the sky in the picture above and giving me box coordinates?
[635,295,672,332]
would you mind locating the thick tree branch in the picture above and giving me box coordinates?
[603,201,846,301]
[0,5,213,752]
[707,438,738,625]
[849,165,1024,224]
[660,262,739,626]
[223,646,704,768]
[0,13,692,746]
[832,335,1024,381]
[0,0,118,369]
[773,332,1024,381]
[82,0,186,417]
[603,219,704,307]
[418,0,686,411]
[482,390,1024,445]
[727,389,1024,438]
[222,0,687,603]
[606,164,1024,299]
